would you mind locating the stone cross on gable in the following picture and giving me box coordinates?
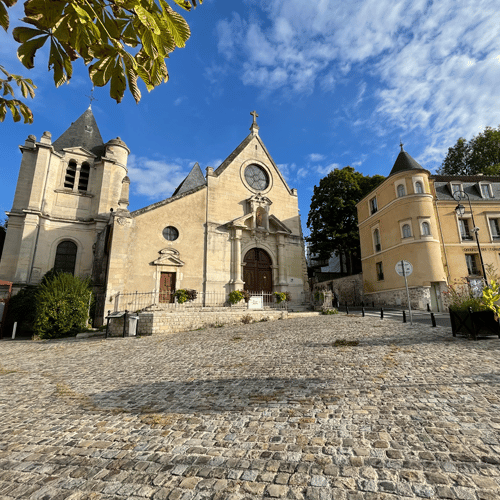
[86,87,97,109]
[249,110,260,135]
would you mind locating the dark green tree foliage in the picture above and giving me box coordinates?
[33,272,92,339]
[438,126,500,176]
[307,166,385,275]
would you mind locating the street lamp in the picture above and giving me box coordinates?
[453,190,488,285]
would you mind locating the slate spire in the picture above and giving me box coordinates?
[172,162,207,197]
[389,146,424,176]
[52,107,104,157]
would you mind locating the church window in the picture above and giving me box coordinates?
[245,164,269,191]
[64,160,77,189]
[162,226,179,241]
[78,162,90,191]
[53,240,77,275]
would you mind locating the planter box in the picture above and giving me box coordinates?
[449,308,500,340]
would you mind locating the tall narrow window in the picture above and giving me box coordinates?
[490,219,500,239]
[415,181,424,194]
[369,197,378,215]
[397,184,406,197]
[53,240,77,275]
[465,254,480,276]
[64,160,77,189]
[481,184,493,199]
[402,224,412,238]
[373,228,381,252]
[459,219,472,240]
[421,221,431,236]
[376,262,384,281]
[78,162,90,191]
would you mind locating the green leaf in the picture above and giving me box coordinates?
[48,39,68,86]
[12,26,46,43]
[0,2,8,31]
[159,0,190,47]
[6,100,21,122]
[110,58,126,103]
[16,34,48,69]
[24,0,66,29]
[135,4,160,34]
[123,57,141,103]
[89,55,115,87]
[2,82,13,97]
[0,101,6,122]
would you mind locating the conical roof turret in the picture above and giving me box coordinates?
[52,106,105,157]
[389,143,424,176]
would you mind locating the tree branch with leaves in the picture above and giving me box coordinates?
[0,0,201,123]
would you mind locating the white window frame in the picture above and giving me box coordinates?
[449,182,463,196]
[457,214,473,241]
[419,218,432,237]
[479,182,494,199]
[372,225,381,253]
[395,180,406,198]
[487,213,500,241]
[369,196,378,215]
[412,176,425,194]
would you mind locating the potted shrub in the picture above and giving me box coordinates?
[446,279,500,340]
[174,289,197,304]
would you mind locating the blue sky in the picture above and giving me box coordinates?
[2,0,500,236]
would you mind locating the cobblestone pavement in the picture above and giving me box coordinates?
[1,314,500,500]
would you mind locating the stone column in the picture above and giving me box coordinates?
[277,233,287,286]
[232,228,244,290]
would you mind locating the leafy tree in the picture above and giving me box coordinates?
[1,0,202,123]
[307,167,385,275]
[438,126,500,176]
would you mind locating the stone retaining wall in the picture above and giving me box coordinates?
[107,308,288,336]
[364,286,431,310]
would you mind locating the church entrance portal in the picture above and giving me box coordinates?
[243,248,273,293]
[160,272,176,303]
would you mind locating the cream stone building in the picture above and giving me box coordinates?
[357,146,500,311]
[0,108,308,321]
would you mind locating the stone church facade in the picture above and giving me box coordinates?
[0,108,308,322]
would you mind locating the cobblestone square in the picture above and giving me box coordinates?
[1,314,499,499]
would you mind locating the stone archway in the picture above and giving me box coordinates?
[243,248,273,293]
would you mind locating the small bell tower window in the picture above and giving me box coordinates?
[64,160,77,189]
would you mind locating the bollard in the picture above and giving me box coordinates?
[427,303,431,312]
[431,312,436,327]
[346,306,349,315]
[403,311,406,323]
[12,321,17,339]
[380,308,384,319]
[362,307,365,317]
[362,301,365,307]
[105,310,110,339]
[123,310,128,337]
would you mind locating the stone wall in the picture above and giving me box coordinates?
[107,308,288,336]
[364,286,431,310]
[313,274,364,305]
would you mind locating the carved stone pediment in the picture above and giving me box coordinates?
[269,215,292,234]
[152,248,185,266]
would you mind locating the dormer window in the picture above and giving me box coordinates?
[479,183,493,199]
[449,182,463,196]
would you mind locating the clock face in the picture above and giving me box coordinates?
[245,164,269,191]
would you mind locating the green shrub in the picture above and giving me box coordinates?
[33,273,92,339]
[314,291,325,302]
[321,308,339,315]
[5,284,39,331]
[174,289,197,304]
[229,290,244,305]
[274,291,291,304]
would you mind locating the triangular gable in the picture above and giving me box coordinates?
[59,146,97,158]
[152,248,185,266]
[214,133,293,195]
[269,214,292,233]
[225,213,292,233]
[172,162,206,197]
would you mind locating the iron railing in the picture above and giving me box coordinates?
[112,290,287,312]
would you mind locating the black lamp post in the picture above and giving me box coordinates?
[453,191,488,285]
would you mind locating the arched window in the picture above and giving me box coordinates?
[64,160,77,189]
[78,162,90,191]
[397,184,406,197]
[402,224,412,238]
[415,181,424,194]
[373,228,381,252]
[53,240,77,275]
[422,221,431,236]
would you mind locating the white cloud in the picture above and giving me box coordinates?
[127,155,194,199]
[315,162,340,176]
[307,153,325,162]
[174,96,187,106]
[216,0,500,163]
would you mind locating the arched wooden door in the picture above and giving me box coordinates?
[243,248,273,293]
